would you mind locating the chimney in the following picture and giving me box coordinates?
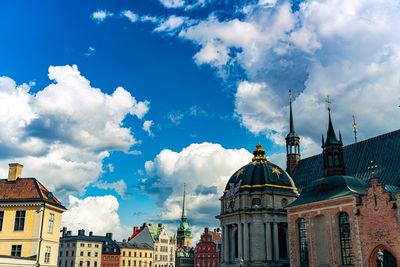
[61,227,67,237]
[106,233,113,239]
[89,232,93,236]
[67,231,72,236]
[205,227,209,234]
[78,229,85,236]
[158,223,162,227]
[8,163,23,182]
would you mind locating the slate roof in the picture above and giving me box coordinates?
[0,178,66,209]
[116,242,153,250]
[287,175,366,207]
[292,129,400,191]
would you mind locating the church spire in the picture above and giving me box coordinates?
[289,89,295,134]
[322,96,346,176]
[286,89,301,175]
[181,183,187,220]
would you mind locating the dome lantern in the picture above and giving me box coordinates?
[252,143,267,162]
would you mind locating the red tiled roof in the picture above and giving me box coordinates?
[0,178,65,209]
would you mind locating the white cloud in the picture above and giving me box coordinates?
[142,142,252,226]
[84,46,96,57]
[0,65,150,198]
[142,120,154,136]
[91,10,114,23]
[107,163,114,172]
[93,180,128,199]
[62,195,128,240]
[122,10,139,23]
[154,15,190,34]
[158,0,186,9]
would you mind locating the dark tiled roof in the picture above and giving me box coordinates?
[287,175,366,207]
[0,178,66,209]
[116,242,153,250]
[292,129,400,191]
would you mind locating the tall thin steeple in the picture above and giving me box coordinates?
[322,96,346,176]
[177,184,191,248]
[181,183,187,220]
[286,90,301,175]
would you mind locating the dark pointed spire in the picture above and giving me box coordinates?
[289,89,295,134]
[324,100,341,146]
[322,96,346,176]
[181,183,187,220]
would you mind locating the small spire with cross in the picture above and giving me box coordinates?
[367,160,378,176]
[352,114,358,143]
[326,95,332,111]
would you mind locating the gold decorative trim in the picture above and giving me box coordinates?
[224,183,297,193]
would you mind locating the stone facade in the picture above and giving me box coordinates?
[287,177,400,267]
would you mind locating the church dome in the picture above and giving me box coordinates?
[223,144,298,197]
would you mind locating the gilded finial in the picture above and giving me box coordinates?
[252,143,267,162]
[367,160,378,176]
[289,89,292,103]
[326,95,332,111]
[352,114,358,143]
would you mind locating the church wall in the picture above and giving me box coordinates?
[287,196,363,267]
[357,178,400,267]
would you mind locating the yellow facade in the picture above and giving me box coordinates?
[0,202,65,266]
[120,246,153,267]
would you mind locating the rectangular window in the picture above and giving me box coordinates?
[123,251,126,257]
[134,252,137,257]
[87,261,90,266]
[81,243,85,247]
[95,252,98,257]
[48,213,55,233]
[66,251,69,257]
[44,246,51,263]
[88,244,92,248]
[129,252,131,257]
[11,245,22,257]
[80,261,83,267]
[94,262,97,267]
[111,256,114,260]
[88,251,91,257]
[81,251,84,256]
[128,260,131,266]
[0,210,4,231]
[122,260,125,266]
[14,210,25,231]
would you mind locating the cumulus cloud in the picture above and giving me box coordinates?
[141,142,252,227]
[158,0,400,154]
[91,10,114,23]
[142,120,154,136]
[0,65,150,198]
[62,195,128,240]
[93,180,128,199]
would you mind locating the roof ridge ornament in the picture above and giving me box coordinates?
[252,143,267,162]
[368,160,378,176]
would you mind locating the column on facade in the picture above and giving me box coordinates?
[223,225,229,263]
[238,223,243,260]
[265,222,272,261]
[243,223,249,261]
[273,222,279,261]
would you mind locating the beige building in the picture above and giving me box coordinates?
[128,223,176,267]
[117,241,153,267]
[0,163,66,267]
[58,229,103,267]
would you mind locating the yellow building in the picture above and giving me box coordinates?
[117,241,153,267]
[0,163,67,267]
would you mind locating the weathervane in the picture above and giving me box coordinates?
[352,114,358,143]
[367,160,378,176]
[325,95,332,111]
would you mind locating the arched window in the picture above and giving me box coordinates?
[339,212,354,265]
[328,155,333,166]
[298,219,309,267]
[334,153,339,166]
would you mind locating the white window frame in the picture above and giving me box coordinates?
[14,210,26,232]
[44,246,51,263]
[48,213,55,233]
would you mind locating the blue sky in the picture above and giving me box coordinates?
[1,0,400,241]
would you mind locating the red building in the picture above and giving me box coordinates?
[101,233,120,267]
[286,107,400,267]
[195,228,222,267]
